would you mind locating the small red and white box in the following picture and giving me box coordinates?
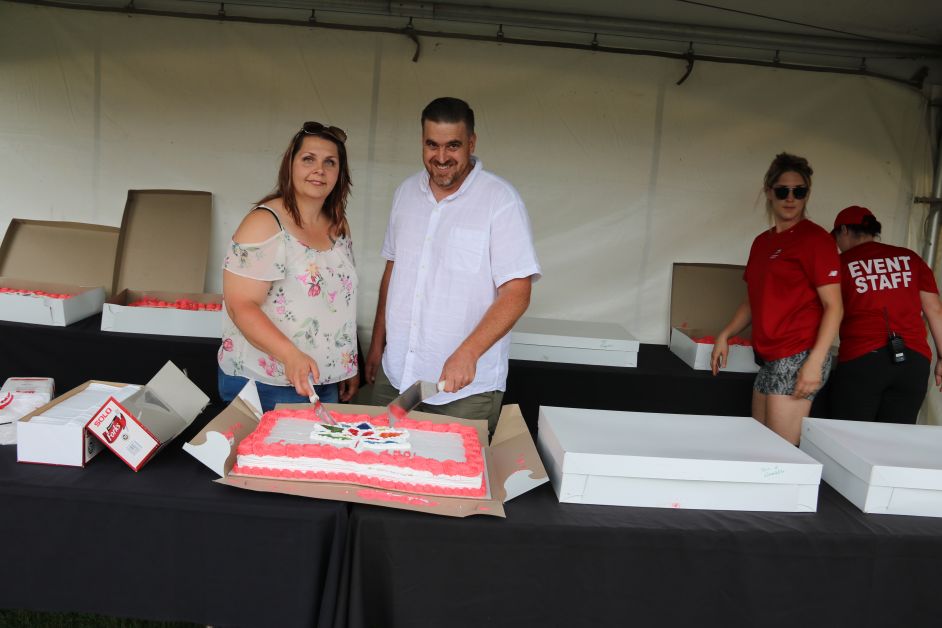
[0,377,55,445]
[85,362,208,471]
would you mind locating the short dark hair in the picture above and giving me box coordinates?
[421,97,475,134]
[845,214,883,237]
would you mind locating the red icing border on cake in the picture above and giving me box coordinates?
[231,409,486,497]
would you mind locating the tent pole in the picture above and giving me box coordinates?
[922,95,942,268]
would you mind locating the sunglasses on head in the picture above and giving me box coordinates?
[298,121,347,144]
[771,185,809,200]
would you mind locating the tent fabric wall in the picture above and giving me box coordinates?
[1,4,936,419]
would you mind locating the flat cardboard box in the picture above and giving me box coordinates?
[103,189,216,336]
[510,317,640,367]
[538,406,822,511]
[0,278,106,326]
[669,263,758,373]
[800,418,942,517]
[102,289,223,338]
[184,385,548,517]
[0,219,118,325]
[85,362,209,471]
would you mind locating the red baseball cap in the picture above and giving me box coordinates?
[833,205,874,231]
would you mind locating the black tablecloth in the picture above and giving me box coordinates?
[336,483,942,628]
[0,406,347,628]
[0,315,221,404]
[505,345,831,431]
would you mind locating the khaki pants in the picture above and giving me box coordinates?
[371,366,504,434]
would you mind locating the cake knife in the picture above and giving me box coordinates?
[308,374,337,425]
[386,380,445,426]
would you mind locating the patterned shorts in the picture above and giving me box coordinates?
[753,349,834,400]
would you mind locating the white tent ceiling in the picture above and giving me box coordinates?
[17,0,942,89]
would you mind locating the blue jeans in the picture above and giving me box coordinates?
[218,368,339,413]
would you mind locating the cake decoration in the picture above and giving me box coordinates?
[0,287,73,299]
[232,408,486,497]
[126,298,222,311]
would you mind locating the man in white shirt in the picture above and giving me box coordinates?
[365,97,541,430]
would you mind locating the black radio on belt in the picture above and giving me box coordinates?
[883,308,906,364]
[888,332,906,363]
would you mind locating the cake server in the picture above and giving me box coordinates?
[308,374,337,425]
[386,380,445,426]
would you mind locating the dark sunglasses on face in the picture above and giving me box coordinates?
[299,121,347,144]
[772,185,809,200]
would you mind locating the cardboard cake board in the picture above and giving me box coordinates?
[0,219,119,325]
[539,406,822,512]
[104,189,221,336]
[669,262,758,373]
[184,386,548,517]
[800,417,942,517]
[510,316,640,367]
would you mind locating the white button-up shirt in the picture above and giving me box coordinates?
[381,158,541,404]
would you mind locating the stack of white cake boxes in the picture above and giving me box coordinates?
[538,406,942,518]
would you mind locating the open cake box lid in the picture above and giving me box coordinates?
[112,190,213,295]
[0,219,119,295]
[184,382,548,518]
[669,262,751,340]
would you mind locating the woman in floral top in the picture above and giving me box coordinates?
[218,122,359,411]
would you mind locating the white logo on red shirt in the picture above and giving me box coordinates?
[847,255,912,293]
[828,270,838,277]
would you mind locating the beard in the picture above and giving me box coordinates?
[427,160,463,189]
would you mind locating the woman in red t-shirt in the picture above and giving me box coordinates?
[829,205,942,423]
[711,153,843,444]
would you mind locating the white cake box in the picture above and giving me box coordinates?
[184,385,548,518]
[800,418,942,517]
[17,362,207,468]
[102,189,221,338]
[538,406,822,511]
[510,316,640,367]
[0,278,106,327]
[0,218,119,326]
[669,263,758,373]
[102,289,223,338]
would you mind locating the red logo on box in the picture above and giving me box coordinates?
[103,413,127,443]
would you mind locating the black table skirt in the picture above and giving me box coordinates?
[336,483,942,628]
[0,407,347,628]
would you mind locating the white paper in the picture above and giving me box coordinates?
[30,384,139,426]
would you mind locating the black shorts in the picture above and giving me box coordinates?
[829,348,930,424]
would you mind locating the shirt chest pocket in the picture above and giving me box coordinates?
[445,227,488,272]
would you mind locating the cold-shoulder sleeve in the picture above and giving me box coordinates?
[222,231,287,281]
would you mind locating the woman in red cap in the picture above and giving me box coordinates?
[711,153,843,445]
[829,205,942,423]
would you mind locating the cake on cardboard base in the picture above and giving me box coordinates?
[231,408,486,497]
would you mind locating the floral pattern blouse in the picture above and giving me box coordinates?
[218,208,358,386]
